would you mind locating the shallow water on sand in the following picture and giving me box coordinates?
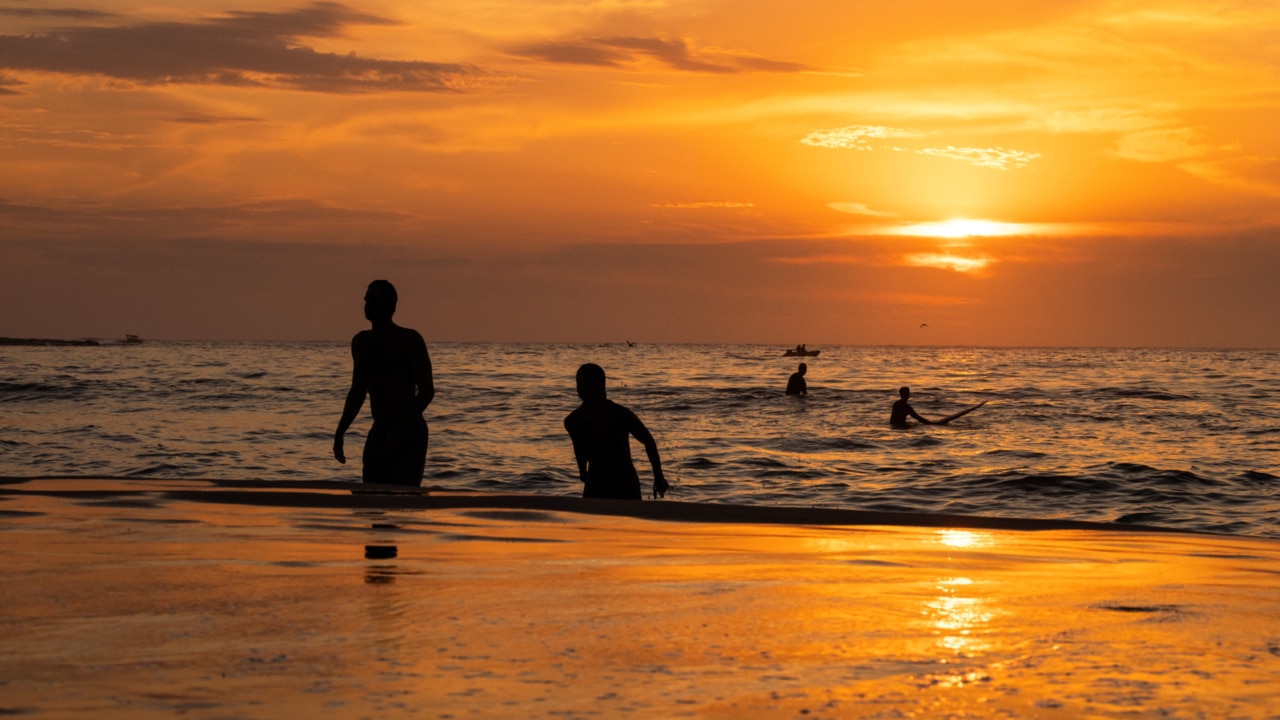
[2,478,1279,719]
[2,342,1278,536]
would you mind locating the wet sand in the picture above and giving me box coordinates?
[2,477,1279,718]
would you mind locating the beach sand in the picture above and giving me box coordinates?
[2,477,1279,718]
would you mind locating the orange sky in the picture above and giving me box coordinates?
[2,0,1278,345]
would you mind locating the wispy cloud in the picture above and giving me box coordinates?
[511,36,807,74]
[904,253,993,273]
[800,125,919,150]
[770,253,863,265]
[1113,127,1210,163]
[828,202,895,217]
[0,7,119,20]
[166,113,262,125]
[803,126,1040,169]
[652,201,755,209]
[0,72,23,95]
[0,2,499,93]
[916,146,1041,169]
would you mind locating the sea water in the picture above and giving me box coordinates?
[2,342,1277,536]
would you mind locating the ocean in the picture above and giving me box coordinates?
[2,342,1278,537]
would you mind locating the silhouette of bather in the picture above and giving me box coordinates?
[333,280,435,486]
[564,363,669,500]
[890,386,931,428]
[890,386,986,428]
[786,363,808,396]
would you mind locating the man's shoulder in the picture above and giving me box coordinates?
[566,400,635,423]
[565,404,588,429]
[394,325,427,347]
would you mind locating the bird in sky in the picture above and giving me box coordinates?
[920,323,929,329]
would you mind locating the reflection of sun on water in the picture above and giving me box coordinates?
[927,576,997,659]
[925,534,1001,665]
[937,530,990,548]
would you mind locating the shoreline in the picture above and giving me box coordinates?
[1,475,1209,536]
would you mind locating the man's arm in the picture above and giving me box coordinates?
[564,415,589,483]
[628,412,669,498]
[409,331,435,414]
[333,337,368,463]
[908,404,931,425]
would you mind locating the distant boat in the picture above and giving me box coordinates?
[123,334,143,344]
[783,347,820,357]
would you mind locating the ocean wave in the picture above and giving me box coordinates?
[5,342,1279,538]
[0,380,94,402]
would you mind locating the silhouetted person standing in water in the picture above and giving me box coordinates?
[890,386,930,428]
[564,363,669,500]
[334,280,435,486]
[786,363,808,396]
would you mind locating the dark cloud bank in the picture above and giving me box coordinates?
[0,1,492,93]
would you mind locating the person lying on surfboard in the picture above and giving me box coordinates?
[890,386,986,428]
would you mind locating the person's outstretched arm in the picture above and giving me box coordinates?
[334,338,368,463]
[908,405,931,425]
[629,413,669,498]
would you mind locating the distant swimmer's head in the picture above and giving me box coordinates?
[899,386,911,400]
[364,280,398,322]
[798,363,807,375]
[575,363,607,402]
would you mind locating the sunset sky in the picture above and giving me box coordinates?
[2,0,1278,346]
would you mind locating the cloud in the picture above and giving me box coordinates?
[0,7,118,20]
[1113,127,1211,163]
[510,36,807,74]
[0,2,498,93]
[917,146,1041,169]
[828,202,895,217]
[652,201,755,209]
[166,113,262,125]
[770,253,863,265]
[1180,156,1280,200]
[0,72,23,95]
[802,126,1041,169]
[904,253,993,273]
[0,197,419,242]
[800,125,918,150]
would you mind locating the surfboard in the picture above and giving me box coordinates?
[935,400,987,425]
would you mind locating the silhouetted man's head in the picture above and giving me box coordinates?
[899,386,911,400]
[798,363,807,375]
[364,280,398,323]
[576,363,607,402]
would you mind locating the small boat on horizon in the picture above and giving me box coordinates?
[783,345,820,357]
[123,334,143,344]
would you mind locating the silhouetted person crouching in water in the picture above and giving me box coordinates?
[786,363,808,396]
[564,363,669,499]
[334,280,435,486]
